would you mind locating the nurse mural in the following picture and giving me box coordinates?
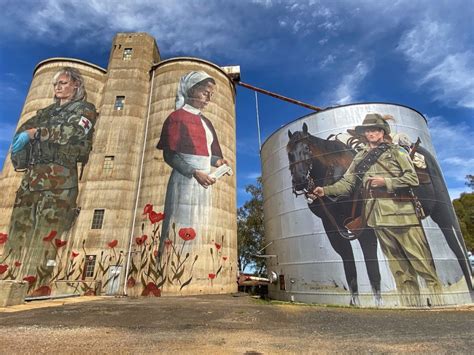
[156,71,230,258]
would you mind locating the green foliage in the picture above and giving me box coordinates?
[453,177,474,251]
[465,174,474,190]
[237,177,266,275]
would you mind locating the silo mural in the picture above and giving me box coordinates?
[262,103,472,307]
[0,62,104,297]
[128,58,237,296]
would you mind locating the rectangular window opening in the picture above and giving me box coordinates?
[83,255,97,279]
[123,48,133,60]
[91,209,105,229]
[114,96,125,111]
[103,156,115,174]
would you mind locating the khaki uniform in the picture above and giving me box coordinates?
[5,100,96,287]
[324,144,440,304]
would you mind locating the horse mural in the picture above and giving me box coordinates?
[286,123,472,305]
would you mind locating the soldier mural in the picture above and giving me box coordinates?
[283,109,472,307]
[309,114,441,306]
[3,67,97,296]
[156,71,231,259]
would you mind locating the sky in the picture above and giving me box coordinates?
[0,0,473,205]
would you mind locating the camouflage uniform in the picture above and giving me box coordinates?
[6,100,96,285]
[324,144,441,304]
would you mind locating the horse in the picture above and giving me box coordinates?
[287,123,472,304]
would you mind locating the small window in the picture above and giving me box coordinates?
[83,255,97,279]
[114,96,125,111]
[123,48,133,60]
[103,156,115,174]
[91,209,105,229]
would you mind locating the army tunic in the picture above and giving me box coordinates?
[323,144,440,303]
[6,100,97,290]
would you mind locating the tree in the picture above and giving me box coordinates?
[453,175,474,251]
[237,177,266,275]
[465,174,474,190]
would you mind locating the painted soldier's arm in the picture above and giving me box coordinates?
[163,150,195,178]
[384,148,419,193]
[323,160,358,197]
[38,102,97,145]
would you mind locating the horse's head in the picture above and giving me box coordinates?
[287,123,313,195]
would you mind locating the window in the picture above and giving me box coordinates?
[123,48,133,60]
[83,255,97,279]
[91,209,105,229]
[103,156,114,174]
[114,96,125,111]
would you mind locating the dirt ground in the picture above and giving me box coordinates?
[0,293,473,354]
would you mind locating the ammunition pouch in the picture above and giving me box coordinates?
[11,146,31,171]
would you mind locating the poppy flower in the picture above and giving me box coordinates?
[136,234,148,245]
[208,273,216,280]
[0,233,7,244]
[43,230,57,242]
[143,203,153,215]
[84,289,96,296]
[149,211,165,224]
[178,228,196,241]
[23,275,37,284]
[54,239,67,248]
[14,261,22,267]
[141,282,161,297]
[0,264,8,274]
[164,239,173,249]
[31,286,51,297]
[127,277,136,288]
[71,251,79,259]
[215,242,222,250]
[107,239,118,248]
[153,249,159,257]
[222,256,228,261]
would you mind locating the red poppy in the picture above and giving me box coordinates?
[136,234,148,245]
[84,289,96,296]
[149,211,165,224]
[208,273,216,280]
[31,286,52,297]
[215,242,222,250]
[23,275,37,284]
[222,256,228,261]
[107,239,118,248]
[178,228,196,241]
[43,230,57,242]
[164,239,173,248]
[153,249,159,257]
[14,261,22,267]
[127,277,136,288]
[54,239,67,248]
[0,264,8,274]
[141,282,161,297]
[143,203,153,216]
[71,251,79,259]
[0,233,8,244]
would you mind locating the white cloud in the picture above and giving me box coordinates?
[328,61,370,105]
[398,20,474,109]
[427,115,474,186]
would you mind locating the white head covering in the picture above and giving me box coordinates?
[175,71,213,110]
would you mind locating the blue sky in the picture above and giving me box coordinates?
[0,0,473,205]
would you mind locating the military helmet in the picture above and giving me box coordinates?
[355,113,391,135]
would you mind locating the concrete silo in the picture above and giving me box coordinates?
[129,58,238,296]
[262,103,472,308]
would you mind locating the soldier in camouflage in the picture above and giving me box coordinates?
[5,67,97,292]
[312,113,441,306]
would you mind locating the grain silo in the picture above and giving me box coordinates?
[128,58,238,296]
[0,58,107,285]
[261,103,472,308]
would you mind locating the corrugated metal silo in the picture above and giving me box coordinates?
[262,103,472,307]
